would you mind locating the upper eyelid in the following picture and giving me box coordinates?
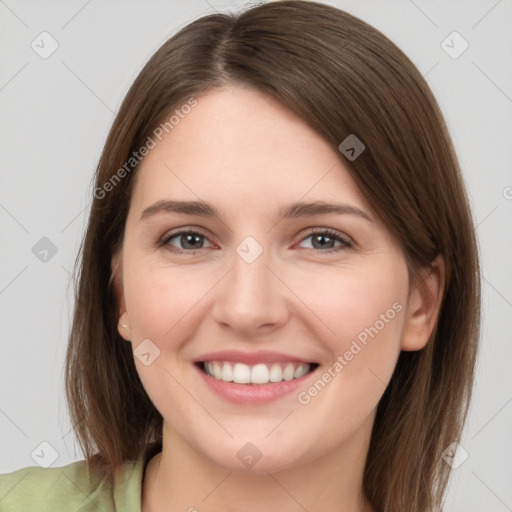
[160,227,212,243]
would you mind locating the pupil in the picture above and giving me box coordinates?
[182,234,202,249]
[313,234,333,249]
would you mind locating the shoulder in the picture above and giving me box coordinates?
[0,458,143,512]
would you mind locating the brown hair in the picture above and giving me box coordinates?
[65,1,480,510]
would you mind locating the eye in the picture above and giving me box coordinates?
[159,229,213,254]
[297,229,353,253]
[157,227,353,255]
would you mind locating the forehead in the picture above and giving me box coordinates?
[129,85,370,217]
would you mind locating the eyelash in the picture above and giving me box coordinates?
[157,228,353,255]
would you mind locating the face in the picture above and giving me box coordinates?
[114,85,426,474]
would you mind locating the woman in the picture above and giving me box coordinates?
[0,1,480,511]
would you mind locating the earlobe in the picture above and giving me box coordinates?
[401,255,446,351]
[118,311,132,341]
[111,250,131,341]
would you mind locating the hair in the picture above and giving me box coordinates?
[64,1,481,510]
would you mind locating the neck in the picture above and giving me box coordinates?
[142,416,375,512]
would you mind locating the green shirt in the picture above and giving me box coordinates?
[0,443,159,512]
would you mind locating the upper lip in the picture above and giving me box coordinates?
[195,350,315,365]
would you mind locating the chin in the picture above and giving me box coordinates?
[195,433,314,475]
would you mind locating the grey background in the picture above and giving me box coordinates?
[1,1,511,510]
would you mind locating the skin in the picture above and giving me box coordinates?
[113,84,445,512]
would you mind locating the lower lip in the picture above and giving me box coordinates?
[194,364,317,404]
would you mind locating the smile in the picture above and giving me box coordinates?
[193,350,320,404]
[198,361,318,385]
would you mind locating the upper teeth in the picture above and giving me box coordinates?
[203,361,311,385]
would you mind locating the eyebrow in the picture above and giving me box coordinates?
[140,200,373,223]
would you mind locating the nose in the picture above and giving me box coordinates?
[211,241,290,337]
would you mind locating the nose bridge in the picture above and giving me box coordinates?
[212,235,288,333]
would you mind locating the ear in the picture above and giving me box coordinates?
[111,250,132,341]
[401,255,446,351]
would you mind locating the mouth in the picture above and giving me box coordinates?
[195,360,319,385]
[193,350,321,404]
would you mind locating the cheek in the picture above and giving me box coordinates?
[286,262,407,448]
[122,250,217,344]
[292,259,408,356]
